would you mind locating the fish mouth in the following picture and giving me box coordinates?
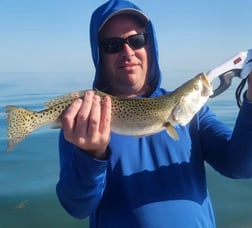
[200,73,213,96]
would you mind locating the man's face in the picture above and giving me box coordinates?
[99,15,150,97]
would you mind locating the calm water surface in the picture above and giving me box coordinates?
[0,72,252,228]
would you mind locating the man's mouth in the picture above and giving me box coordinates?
[119,63,138,69]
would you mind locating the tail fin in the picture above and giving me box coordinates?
[5,105,36,152]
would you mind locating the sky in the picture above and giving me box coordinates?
[0,0,251,74]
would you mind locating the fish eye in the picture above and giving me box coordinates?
[194,84,199,90]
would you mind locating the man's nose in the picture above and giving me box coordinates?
[121,43,135,57]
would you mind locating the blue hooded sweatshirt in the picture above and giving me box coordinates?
[56,1,252,227]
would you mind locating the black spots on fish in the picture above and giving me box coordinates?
[60,104,67,110]
[5,100,73,151]
[36,103,68,121]
[6,107,35,148]
[111,98,162,121]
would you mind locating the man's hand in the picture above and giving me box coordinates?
[61,90,112,160]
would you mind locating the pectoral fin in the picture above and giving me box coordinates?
[164,122,179,140]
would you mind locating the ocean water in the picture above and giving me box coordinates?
[1,72,252,228]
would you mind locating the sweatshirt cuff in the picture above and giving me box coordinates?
[72,146,111,178]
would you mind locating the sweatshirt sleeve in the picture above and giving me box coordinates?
[56,130,109,219]
[200,96,252,179]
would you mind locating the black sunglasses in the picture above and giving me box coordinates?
[99,33,147,54]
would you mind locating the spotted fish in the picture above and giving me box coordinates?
[5,73,212,151]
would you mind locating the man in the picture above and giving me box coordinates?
[56,1,252,227]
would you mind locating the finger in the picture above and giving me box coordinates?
[61,99,82,130]
[75,90,94,135]
[87,94,101,136]
[62,98,82,139]
[100,96,111,135]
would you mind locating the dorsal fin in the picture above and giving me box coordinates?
[94,89,113,97]
[45,90,87,108]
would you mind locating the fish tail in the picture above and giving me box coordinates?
[5,105,37,152]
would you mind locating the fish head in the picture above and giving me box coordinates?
[180,73,213,102]
[170,73,213,126]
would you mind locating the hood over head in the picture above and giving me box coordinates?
[90,0,162,97]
